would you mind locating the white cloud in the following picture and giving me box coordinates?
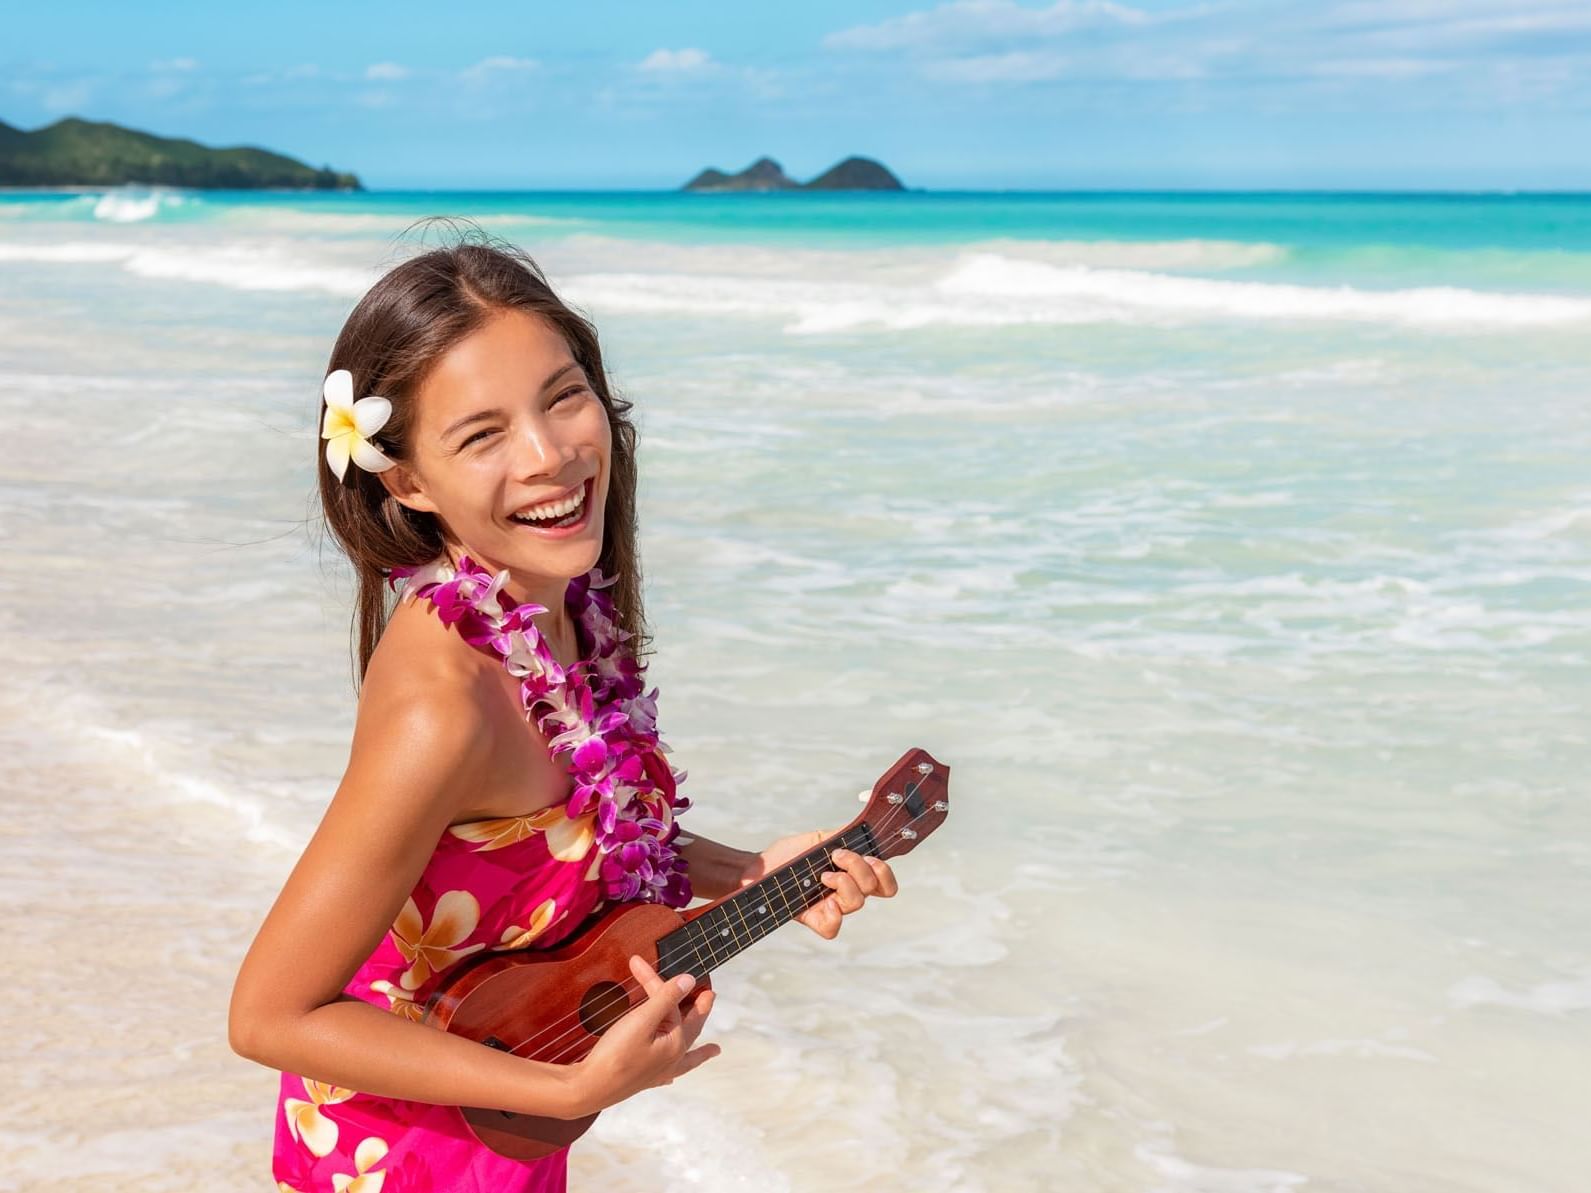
[826,0,1147,53]
[40,81,93,112]
[475,56,538,70]
[150,57,198,72]
[460,55,539,82]
[145,75,188,99]
[638,47,714,72]
[821,0,1591,101]
[1307,57,1461,80]
[1323,0,1591,39]
[924,49,1073,83]
[921,45,1207,83]
[365,62,410,81]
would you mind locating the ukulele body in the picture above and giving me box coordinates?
[421,898,709,1160]
[419,747,948,1162]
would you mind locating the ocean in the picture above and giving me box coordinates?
[0,187,1587,1191]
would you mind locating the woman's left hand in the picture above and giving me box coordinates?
[737,829,899,939]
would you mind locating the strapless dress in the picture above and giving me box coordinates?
[271,801,607,1193]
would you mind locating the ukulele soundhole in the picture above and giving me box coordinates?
[578,980,631,1036]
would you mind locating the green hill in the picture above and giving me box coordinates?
[683,153,907,192]
[682,156,799,192]
[802,156,904,191]
[0,116,362,190]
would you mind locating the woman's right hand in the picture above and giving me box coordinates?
[563,953,720,1117]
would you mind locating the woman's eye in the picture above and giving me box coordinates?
[458,391,584,449]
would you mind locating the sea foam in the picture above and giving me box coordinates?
[92,188,189,223]
[560,250,1591,333]
[0,238,376,295]
[8,232,1590,330]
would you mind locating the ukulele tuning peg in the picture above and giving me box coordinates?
[857,789,871,804]
[933,800,947,811]
[916,761,932,774]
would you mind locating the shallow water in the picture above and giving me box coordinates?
[1,187,1587,1191]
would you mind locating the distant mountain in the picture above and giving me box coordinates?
[682,154,906,192]
[0,116,362,190]
[803,156,904,191]
[682,155,798,192]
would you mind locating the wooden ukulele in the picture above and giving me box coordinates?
[419,747,950,1159]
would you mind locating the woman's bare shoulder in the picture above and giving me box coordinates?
[349,597,499,779]
[367,595,493,693]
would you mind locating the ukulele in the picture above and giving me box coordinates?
[419,747,950,1159]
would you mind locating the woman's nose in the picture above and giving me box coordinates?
[510,418,575,476]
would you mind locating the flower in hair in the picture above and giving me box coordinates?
[321,368,396,481]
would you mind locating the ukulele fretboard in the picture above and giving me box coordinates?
[654,822,881,983]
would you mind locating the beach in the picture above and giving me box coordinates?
[1,187,1588,1191]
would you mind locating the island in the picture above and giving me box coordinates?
[682,156,798,192]
[682,155,906,192]
[0,115,362,190]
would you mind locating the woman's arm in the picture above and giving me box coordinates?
[676,831,758,901]
[227,675,580,1119]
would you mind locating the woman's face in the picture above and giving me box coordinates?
[382,308,611,591]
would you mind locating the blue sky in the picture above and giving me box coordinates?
[7,0,1591,189]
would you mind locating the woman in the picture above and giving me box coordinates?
[228,234,899,1192]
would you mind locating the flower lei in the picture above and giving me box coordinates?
[385,553,693,908]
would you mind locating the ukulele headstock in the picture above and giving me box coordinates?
[859,748,949,860]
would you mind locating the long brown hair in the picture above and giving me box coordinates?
[315,222,650,691]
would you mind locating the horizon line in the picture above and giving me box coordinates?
[7,184,1591,197]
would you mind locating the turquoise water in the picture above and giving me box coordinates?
[13,187,1591,249]
[0,186,1587,1191]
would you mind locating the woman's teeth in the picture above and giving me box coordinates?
[511,482,587,527]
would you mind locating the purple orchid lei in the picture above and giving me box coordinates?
[385,553,693,908]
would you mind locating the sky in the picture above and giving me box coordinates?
[7,0,1591,190]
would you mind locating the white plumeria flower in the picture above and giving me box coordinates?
[331,1135,389,1193]
[321,368,396,481]
[283,1077,355,1157]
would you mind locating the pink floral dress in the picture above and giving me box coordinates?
[272,801,609,1193]
[272,557,693,1190]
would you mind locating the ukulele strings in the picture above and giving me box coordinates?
[489,798,930,1066]
[498,798,926,1067]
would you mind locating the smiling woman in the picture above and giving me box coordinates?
[376,312,614,609]
[306,232,650,685]
[226,223,897,1192]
